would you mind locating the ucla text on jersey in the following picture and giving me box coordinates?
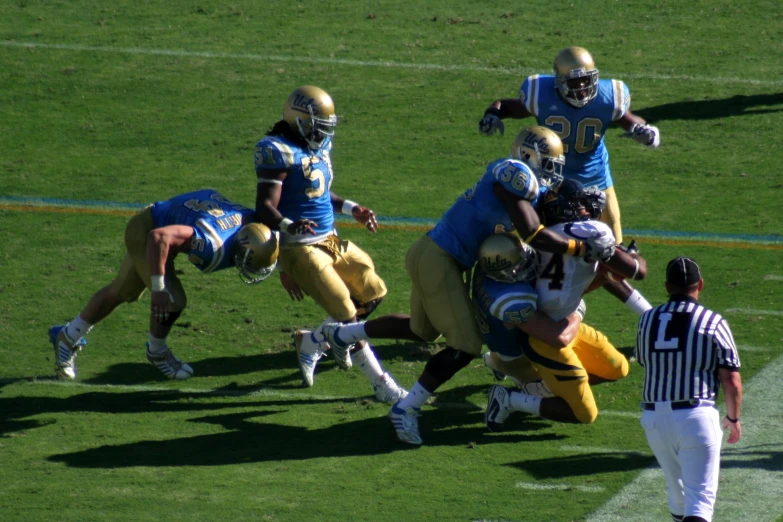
[151,189,255,273]
[255,135,335,244]
[428,158,541,269]
[520,75,630,190]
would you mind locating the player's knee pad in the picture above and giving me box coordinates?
[157,310,183,327]
[355,297,384,320]
[424,346,474,384]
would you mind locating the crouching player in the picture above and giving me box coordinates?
[50,189,279,380]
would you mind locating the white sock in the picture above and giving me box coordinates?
[65,315,93,342]
[397,382,430,410]
[335,321,368,345]
[352,344,384,381]
[147,334,168,354]
[508,391,542,415]
[625,289,653,315]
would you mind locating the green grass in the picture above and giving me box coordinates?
[1,1,782,521]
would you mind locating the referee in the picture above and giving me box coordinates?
[635,257,742,522]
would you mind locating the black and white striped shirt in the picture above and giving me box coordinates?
[635,295,740,402]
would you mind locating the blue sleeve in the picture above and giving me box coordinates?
[255,138,295,172]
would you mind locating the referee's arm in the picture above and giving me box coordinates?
[719,367,743,444]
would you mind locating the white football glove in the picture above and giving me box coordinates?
[584,230,616,263]
[623,123,660,148]
[479,108,505,136]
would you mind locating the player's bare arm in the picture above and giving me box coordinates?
[602,248,648,281]
[516,310,582,348]
[330,191,378,233]
[256,169,317,235]
[618,110,660,148]
[479,98,531,136]
[146,225,195,319]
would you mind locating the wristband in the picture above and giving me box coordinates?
[726,415,739,424]
[566,239,586,257]
[279,217,294,232]
[150,275,166,292]
[342,200,359,215]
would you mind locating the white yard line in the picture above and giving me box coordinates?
[586,354,783,522]
[515,482,606,493]
[3,40,782,86]
[763,275,783,281]
[726,308,783,317]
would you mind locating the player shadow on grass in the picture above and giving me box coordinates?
[721,443,783,473]
[633,92,783,123]
[506,451,655,479]
[0,389,345,438]
[46,405,566,468]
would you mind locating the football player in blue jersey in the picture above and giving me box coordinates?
[321,126,616,444]
[254,86,407,403]
[479,46,655,316]
[49,190,279,381]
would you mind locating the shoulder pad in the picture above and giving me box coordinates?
[492,159,540,201]
[255,137,297,170]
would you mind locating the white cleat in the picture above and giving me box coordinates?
[389,400,422,445]
[320,322,353,370]
[485,384,512,432]
[294,329,326,387]
[49,325,86,380]
[146,344,194,380]
[483,351,507,382]
[372,372,408,403]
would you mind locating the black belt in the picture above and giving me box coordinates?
[642,400,713,411]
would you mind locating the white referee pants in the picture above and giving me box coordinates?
[640,403,722,521]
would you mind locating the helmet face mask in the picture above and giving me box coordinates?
[478,233,541,284]
[543,180,606,225]
[554,47,599,108]
[234,223,279,284]
[283,86,337,150]
[512,126,566,187]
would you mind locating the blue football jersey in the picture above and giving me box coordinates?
[427,158,541,269]
[254,134,335,245]
[472,268,538,358]
[519,75,631,190]
[150,189,255,274]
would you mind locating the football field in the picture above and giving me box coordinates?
[1,1,782,521]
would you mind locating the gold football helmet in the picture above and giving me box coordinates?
[554,46,599,108]
[234,223,279,284]
[478,233,540,283]
[283,86,338,150]
[511,126,565,187]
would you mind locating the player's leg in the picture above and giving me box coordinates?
[144,266,193,380]
[677,408,722,522]
[491,338,596,425]
[390,236,482,444]
[571,323,629,384]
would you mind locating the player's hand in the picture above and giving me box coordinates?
[352,205,379,233]
[722,417,742,444]
[617,239,639,255]
[280,271,304,301]
[150,290,174,323]
[622,123,660,148]
[479,108,505,136]
[286,219,318,236]
[584,231,616,263]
